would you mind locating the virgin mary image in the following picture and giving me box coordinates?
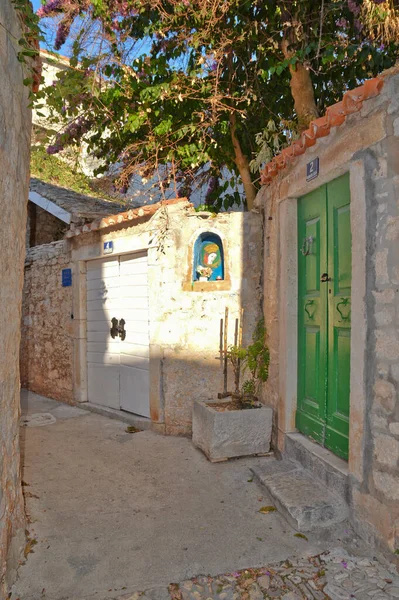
[197,241,224,281]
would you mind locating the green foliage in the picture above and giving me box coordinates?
[30,146,118,201]
[36,0,399,207]
[12,0,42,90]
[245,318,270,385]
[227,318,270,407]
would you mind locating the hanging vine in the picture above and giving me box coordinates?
[10,0,42,92]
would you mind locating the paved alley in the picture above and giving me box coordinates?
[10,392,397,600]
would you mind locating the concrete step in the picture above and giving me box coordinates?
[80,402,153,430]
[251,458,349,532]
[284,432,351,504]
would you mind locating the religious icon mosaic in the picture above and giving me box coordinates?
[193,233,224,282]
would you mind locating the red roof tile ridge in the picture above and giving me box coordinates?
[261,76,384,185]
[65,197,190,238]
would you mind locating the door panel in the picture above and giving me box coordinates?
[326,173,351,459]
[119,253,150,416]
[86,252,150,418]
[297,173,351,460]
[297,187,327,444]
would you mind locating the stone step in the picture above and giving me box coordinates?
[284,432,351,504]
[251,458,349,532]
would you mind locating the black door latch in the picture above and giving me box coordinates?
[110,317,126,340]
[320,272,331,283]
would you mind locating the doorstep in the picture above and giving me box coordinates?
[79,402,155,431]
[251,458,349,532]
[284,432,350,504]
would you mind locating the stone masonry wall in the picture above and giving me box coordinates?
[26,202,68,247]
[359,73,399,553]
[0,1,32,594]
[255,69,399,554]
[20,241,74,403]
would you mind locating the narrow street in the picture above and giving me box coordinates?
[10,392,397,600]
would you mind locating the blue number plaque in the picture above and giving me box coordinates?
[306,157,319,182]
[103,241,114,255]
[62,268,72,287]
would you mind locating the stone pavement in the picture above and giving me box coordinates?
[10,391,398,600]
[112,549,399,600]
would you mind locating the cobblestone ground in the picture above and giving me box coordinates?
[115,549,399,600]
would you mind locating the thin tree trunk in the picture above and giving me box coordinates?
[281,40,319,131]
[229,112,256,210]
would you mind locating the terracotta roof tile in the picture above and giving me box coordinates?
[65,197,190,238]
[261,76,384,185]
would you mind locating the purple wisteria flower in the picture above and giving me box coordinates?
[348,0,360,16]
[46,144,64,154]
[36,0,63,18]
[336,17,349,28]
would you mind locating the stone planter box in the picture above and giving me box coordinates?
[192,399,273,462]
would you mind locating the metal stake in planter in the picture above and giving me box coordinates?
[218,307,231,399]
[217,307,244,399]
[234,308,244,393]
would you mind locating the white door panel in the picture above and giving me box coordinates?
[87,286,122,301]
[87,264,119,280]
[87,341,120,353]
[87,275,120,291]
[119,297,149,310]
[87,351,121,365]
[120,365,150,417]
[119,353,150,368]
[86,252,150,417]
[119,273,148,287]
[87,365,120,409]
[119,343,150,359]
[119,285,149,299]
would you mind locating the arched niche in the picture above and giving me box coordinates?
[193,232,225,282]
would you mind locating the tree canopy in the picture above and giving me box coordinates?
[36,0,399,208]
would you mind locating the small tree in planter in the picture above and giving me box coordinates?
[229,318,270,408]
[192,317,273,461]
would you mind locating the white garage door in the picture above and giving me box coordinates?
[86,252,150,417]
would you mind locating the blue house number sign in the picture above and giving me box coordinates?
[103,241,114,255]
[62,268,72,287]
[306,157,319,182]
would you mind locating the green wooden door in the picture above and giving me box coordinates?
[296,173,351,460]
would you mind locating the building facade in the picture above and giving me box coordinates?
[256,68,399,554]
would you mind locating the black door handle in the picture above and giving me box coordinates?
[118,319,126,341]
[110,318,126,340]
[320,272,331,282]
[110,317,119,338]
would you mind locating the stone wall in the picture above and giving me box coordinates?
[255,69,399,554]
[0,1,32,594]
[21,241,74,403]
[26,202,68,247]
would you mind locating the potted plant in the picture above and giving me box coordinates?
[192,319,273,462]
[229,319,270,408]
